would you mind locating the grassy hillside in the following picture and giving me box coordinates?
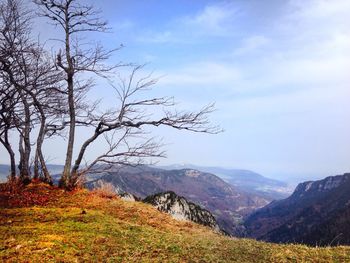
[1,182,350,262]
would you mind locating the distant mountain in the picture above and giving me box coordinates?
[160,164,292,199]
[0,165,11,182]
[245,173,350,246]
[87,166,271,236]
[0,163,291,200]
[0,164,64,182]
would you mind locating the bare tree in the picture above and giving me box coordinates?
[0,0,64,183]
[35,0,123,188]
[71,65,219,181]
[0,0,33,182]
[35,0,221,189]
[25,48,64,184]
[0,85,19,178]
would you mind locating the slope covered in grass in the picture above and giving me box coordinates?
[1,182,350,262]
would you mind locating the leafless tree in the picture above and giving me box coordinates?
[35,0,123,188]
[26,48,64,184]
[71,65,220,182]
[0,85,19,178]
[0,0,33,182]
[0,0,64,183]
[35,0,221,189]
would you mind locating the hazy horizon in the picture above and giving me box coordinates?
[0,161,341,184]
[1,0,349,182]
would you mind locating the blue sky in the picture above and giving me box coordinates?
[3,0,350,181]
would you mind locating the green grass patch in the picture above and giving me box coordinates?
[1,183,350,262]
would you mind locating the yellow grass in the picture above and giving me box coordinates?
[1,182,349,262]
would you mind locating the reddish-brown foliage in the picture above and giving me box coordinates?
[0,180,63,208]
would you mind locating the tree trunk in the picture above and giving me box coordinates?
[0,131,16,178]
[71,132,99,175]
[30,94,52,184]
[60,16,76,189]
[60,74,75,188]
[69,132,101,188]
[14,87,31,184]
[20,93,31,184]
[39,151,51,184]
[34,114,52,184]
[21,131,31,184]
[33,151,39,179]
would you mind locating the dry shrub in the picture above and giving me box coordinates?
[92,181,117,199]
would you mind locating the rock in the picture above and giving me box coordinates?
[119,192,139,202]
[143,191,220,231]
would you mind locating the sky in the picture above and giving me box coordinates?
[2,0,350,182]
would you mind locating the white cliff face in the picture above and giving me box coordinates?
[293,174,350,197]
[305,182,313,191]
[120,192,137,202]
[144,191,220,231]
[322,176,343,190]
[167,199,190,221]
[151,192,192,221]
[312,175,348,192]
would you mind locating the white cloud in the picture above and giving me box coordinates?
[180,3,237,36]
[120,0,350,176]
[233,35,270,56]
[160,62,241,87]
[289,0,350,20]
[137,2,238,43]
[278,0,350,41]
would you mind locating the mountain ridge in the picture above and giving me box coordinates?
[159,164,292,199]
[245,172,350,246]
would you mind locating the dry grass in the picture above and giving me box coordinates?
[1,181,350,262]
[90,180,118,199]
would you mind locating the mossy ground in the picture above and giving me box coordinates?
[1,182,350,262]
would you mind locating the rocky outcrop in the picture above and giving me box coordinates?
[143,191,220,231]
[119,192,139,202]
[292,174,350,197]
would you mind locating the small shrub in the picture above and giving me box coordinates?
[92,181,117,199]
